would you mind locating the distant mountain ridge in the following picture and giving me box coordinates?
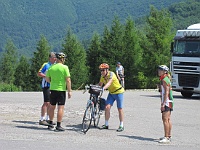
[0,0,187,56]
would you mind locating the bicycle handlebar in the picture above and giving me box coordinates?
[83,84,104,97]
[83,85,90,94]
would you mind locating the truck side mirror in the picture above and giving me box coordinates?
[170,42,174,53]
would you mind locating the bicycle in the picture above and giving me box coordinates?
[82,84,105,134]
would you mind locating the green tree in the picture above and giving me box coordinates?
[87,33,103,84]
[62,29,88,89]
[144,6,173,77]
[123,18,143,89]
[14,56,31,91]
[30,35,51,91]
[101,17,124,71]
[0,39,18,84]
[169,0,200,30]
[100,25,111,63]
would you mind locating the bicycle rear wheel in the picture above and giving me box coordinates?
[94,102,101,128]
[82,105,92,133]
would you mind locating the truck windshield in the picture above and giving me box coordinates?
[173,40,200,56]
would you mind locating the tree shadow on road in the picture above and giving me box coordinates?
[118,135,158,142]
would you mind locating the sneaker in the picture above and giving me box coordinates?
[100,125,109,129]
[39,120,49,126]
[46,120,56,125]
[158,137,170,144]
[159,136,172,141]
[47,125,54,131]
[55,126,65,132]
[116,126,124,132]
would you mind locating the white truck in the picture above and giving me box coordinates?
[170,23,200,98]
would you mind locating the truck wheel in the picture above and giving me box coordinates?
[181,92,193,98]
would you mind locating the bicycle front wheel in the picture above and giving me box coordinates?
[82,105,92,133]
[94,102,101,128]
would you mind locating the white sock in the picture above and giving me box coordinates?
[120,122,123,127]
[45,115,49,120]
[105,120,109,126]
[40,116,45,121]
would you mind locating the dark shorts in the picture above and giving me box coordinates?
[50,90,66,105]
[161,105,173,113]
[42,87,50,102]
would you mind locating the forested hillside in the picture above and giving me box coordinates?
[169,0,200,29]
[0,0,186,56]
[0,0,200,91]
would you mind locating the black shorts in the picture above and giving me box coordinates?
[50,90,66,105]
[161,105,173,113]
[42,87,50,102]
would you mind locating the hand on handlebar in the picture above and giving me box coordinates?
[102,87,105,92]
[83,84,89,94]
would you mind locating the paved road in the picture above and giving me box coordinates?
[0,90,199,150]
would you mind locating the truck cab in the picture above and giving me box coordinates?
[171,23,200,98]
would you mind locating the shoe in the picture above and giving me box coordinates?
[158,137,170,144]
[48,125,54,131]
[39,120,49,126]
[159,136,172,141]
[55,126,65,132]
[46,120,56,125]
[116,126,124,132]
[100,125,109,129]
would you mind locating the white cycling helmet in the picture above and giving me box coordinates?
[158,65,169,72]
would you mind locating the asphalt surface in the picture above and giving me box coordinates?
[0,90,200,150]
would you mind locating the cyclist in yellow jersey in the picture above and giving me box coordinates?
[98,63,124,132]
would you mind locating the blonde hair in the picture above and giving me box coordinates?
[166,72,172,81]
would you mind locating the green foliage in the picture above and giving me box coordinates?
[136,72,148,89]
[0,0,199,90]
[122,18,143,89]
[29,35,51,91]
[0,0,187,57]
[62,28,88,90]
[143,6,173,77]
[14,56,31,91]
[87,33,103,84]
[146,77,160,89]
[169,0,200,29]
[0,82,22,92]
[0,39,18,84]
[101,17,125,71]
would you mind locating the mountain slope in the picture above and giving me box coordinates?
[0,0,187,56]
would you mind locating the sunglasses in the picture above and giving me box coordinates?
[100,69,106,72]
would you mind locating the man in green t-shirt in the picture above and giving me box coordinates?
[45,52,72,132]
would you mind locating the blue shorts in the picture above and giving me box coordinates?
[106,93,124,109]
